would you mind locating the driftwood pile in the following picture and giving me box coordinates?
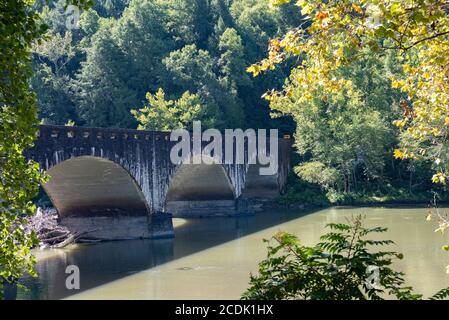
[26,208,97,248]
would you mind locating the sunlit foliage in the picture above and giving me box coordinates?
[131,88,216,131]
[0,0,91,298]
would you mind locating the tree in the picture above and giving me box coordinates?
[163,44,243,128]
[32,31,79,124]
[248,0,449,183]
[0,0,91,299]
[75,19,139,127]
[32,0,301,131]
[218,28,251,88]
[242,215,449,300]
[79,8,101,40]
[156,0,212,47]
[247,0,449,271]
[32,64,78,124]
[269,51,398,199]
[75,0,175,128]
[131,88,216,131]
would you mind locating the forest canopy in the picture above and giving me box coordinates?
[32,0,301,131]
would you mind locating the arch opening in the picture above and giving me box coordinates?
[165,156,237,217]
[43,156,150,217]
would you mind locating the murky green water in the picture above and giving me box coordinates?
[17,206,449,300]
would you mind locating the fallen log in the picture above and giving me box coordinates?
[27,208,101,248]
[41,232,71,243]
[50,229,99,248]
[51,233,77,248]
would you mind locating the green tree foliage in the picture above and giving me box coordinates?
[219,28,251,90]
[242,215,449,300]
[74,1,172,128]
[32,0,301,130]
[32,31,78,124]
[131,88,216,131]
[246,0,449,201]
[1,0,46,299]
[0,0,91,299]
[269,51,414,198]
[163,44,243,128]
[249,0,449,182]
[248,0,449,260]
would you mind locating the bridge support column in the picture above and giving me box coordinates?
[149,212,174,238]
[166,199,254,218]
[60,214,174,241]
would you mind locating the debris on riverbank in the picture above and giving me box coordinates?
[25,208,97,249]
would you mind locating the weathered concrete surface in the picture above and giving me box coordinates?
[241,164,280,199]
[62,216,151,240]
[26,125,292,239]
[166,200,238,217]
[165,163,235,201]
[61,213,174,240]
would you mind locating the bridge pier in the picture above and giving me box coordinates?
[60,213,174,241]
[166,200,240,218]
[165,197,255,218]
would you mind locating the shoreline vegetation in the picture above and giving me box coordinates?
[275,172,449,209]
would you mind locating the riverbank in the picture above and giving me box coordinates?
[251,192,449,213]
[272,175,449,211]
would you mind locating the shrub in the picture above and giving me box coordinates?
[242,215,449,300]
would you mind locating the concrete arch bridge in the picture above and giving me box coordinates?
[26,125,292,240]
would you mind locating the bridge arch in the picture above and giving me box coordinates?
[43,156,150,217]
[164,155,237,217]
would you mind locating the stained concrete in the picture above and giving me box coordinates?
[61,213,173,240]
[26,125,292,240]
[166,200,238,217]
[165,164,235,201]
[241,164,280,199]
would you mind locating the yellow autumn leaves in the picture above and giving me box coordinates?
[250,0,449,187]
[257,1,449,275]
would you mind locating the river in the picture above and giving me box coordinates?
[17,206,449,299]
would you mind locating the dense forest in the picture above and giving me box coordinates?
[31,0,300,132]
[31,0,448,204]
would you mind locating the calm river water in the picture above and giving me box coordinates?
[17,206,449,299]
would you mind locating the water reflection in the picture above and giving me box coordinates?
[17,206,449,300]
[18,209,311,299]
[19,238,175,299]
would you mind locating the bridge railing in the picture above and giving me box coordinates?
[37,125,293,147]
[37,125,172,142]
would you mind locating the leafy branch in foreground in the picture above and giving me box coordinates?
[242,215,449,300]
[0,0,91,299]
